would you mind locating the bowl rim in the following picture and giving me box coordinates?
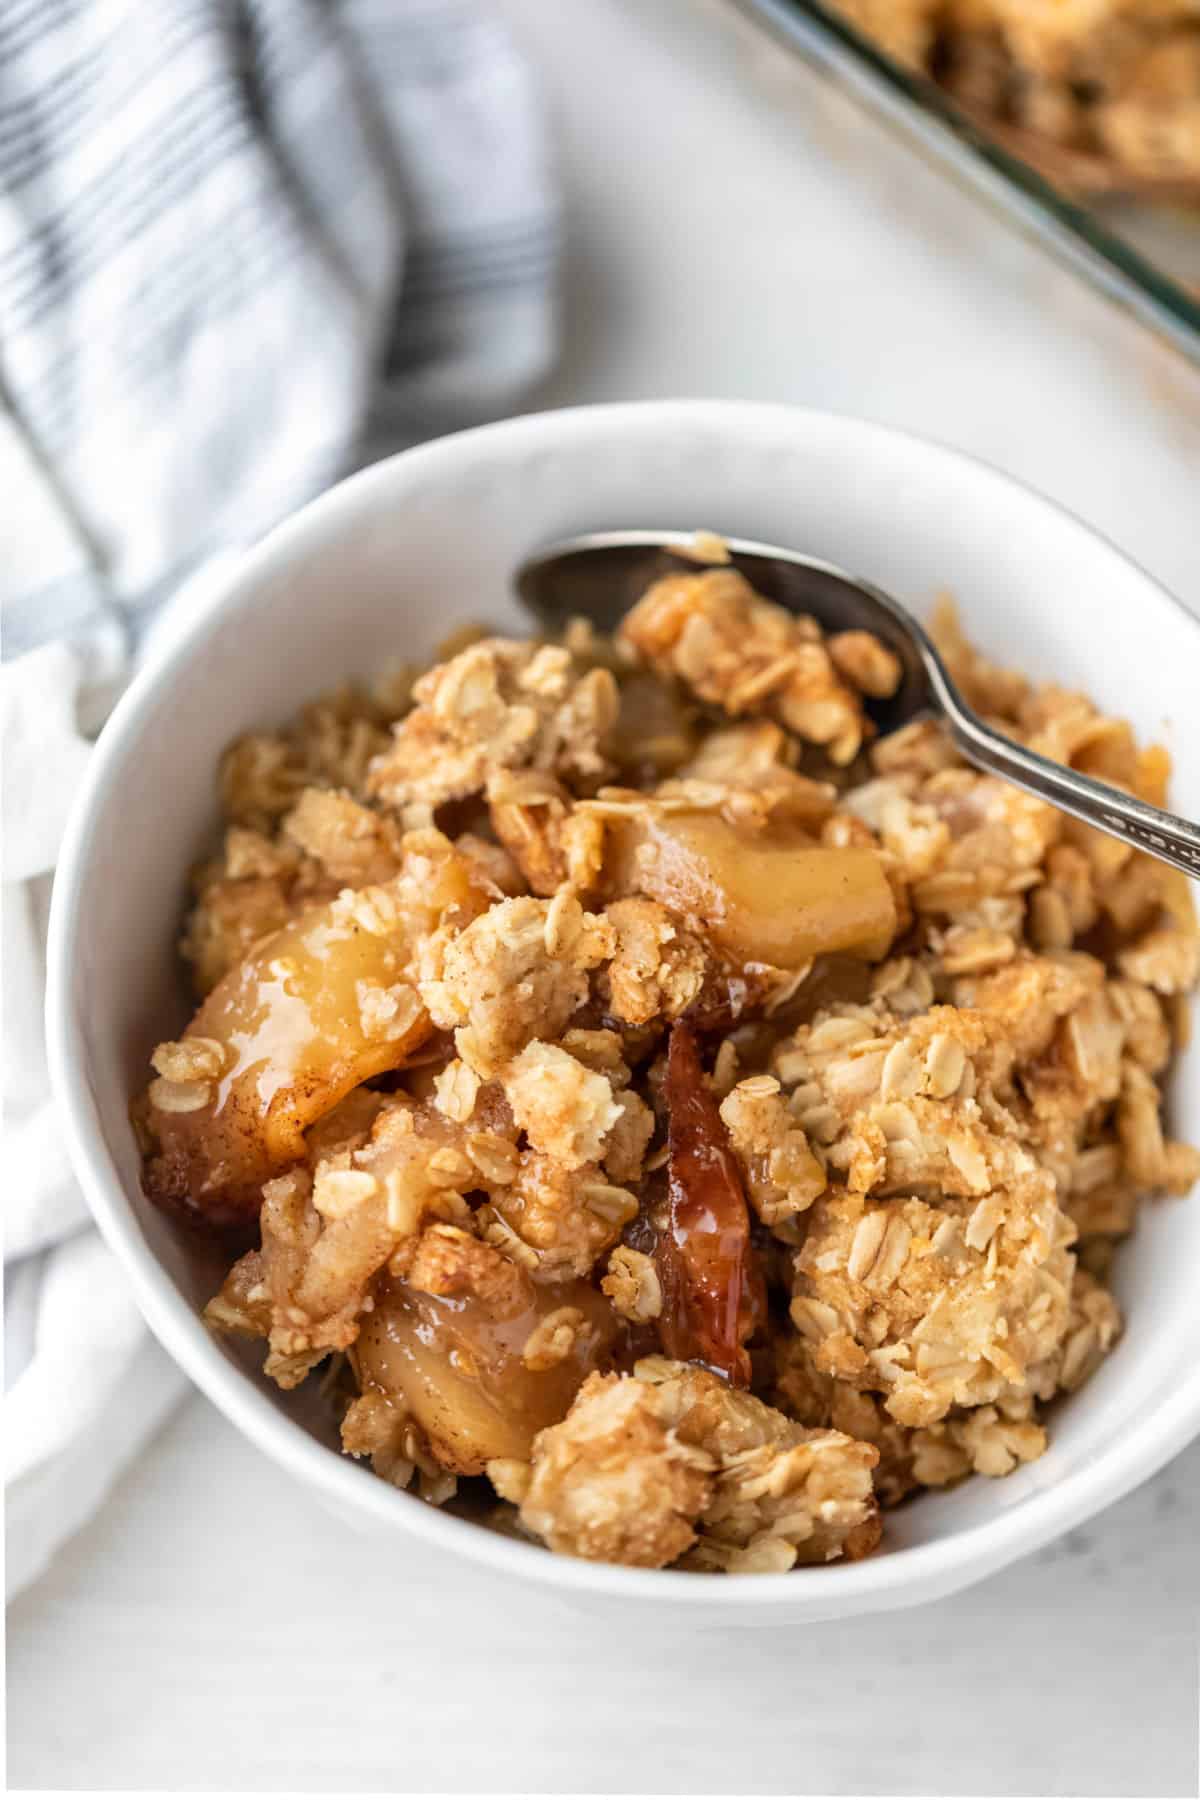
[45,398,1200,1612]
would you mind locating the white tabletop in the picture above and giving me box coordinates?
[10,1,1200,1792]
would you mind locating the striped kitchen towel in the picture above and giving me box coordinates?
[1,0,560,662]
[2,0,559,1598]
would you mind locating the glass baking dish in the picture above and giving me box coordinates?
[731,0,1200,371]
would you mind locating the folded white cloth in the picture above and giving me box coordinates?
[2,0,559,1598]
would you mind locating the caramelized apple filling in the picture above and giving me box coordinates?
[355,1260,618,1473]
[656,1023,764,1387]
[137,566,1198,1572]
[604,807,896,969]
[141,835,491,1225]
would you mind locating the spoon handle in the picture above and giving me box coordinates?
[946,710,1200,882]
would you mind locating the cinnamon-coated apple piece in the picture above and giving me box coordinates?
[356,1270,618,1473]
[608,808,896,969]
[141,840,489,1227]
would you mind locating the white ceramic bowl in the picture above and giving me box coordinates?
[47,401,1200,1623]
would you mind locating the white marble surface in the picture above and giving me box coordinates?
[9,0,1200,1792]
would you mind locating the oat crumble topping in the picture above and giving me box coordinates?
[137,558,1197,1572]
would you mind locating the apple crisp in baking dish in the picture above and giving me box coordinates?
[134,563,1198,1571]
[829,0,1200,196]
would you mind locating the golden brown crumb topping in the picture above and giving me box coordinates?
[491,1359,880,1570]
[620,569,898,765]
[367,639,618,820]
[141,562,1197,1574]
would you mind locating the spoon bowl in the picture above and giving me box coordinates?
[517,528,1200,881]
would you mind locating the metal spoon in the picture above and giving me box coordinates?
[515,529,1200,881]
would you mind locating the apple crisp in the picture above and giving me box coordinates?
[135,564,1199,1572]
[828,0,1200,194]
